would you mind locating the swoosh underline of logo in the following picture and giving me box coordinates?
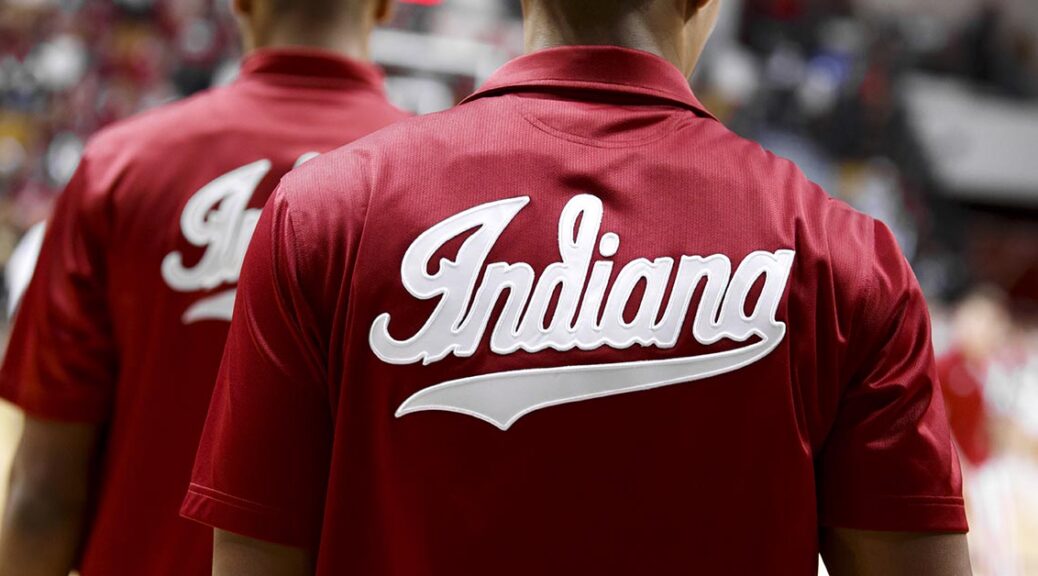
[182,289,237,324]
[395,331,783,431]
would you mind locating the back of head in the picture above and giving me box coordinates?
[267,0,370,27]
[523,0,661,31]
[520,0,720,76]
[234,0,390,54]
[531,0,655,18]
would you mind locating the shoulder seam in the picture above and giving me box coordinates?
[829,206,879,390]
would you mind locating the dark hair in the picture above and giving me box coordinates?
[535,0,653,13]
[527,0,658,27]
[269,0,368,23]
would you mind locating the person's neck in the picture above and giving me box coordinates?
[249,27,371,61]
[523,9,684,70]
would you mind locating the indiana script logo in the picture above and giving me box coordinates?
[161,153,318,323]
[371,194,795,430]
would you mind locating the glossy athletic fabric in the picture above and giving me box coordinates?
[185,46,965,575]
[0,48,406,576]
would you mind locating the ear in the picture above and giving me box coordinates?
[683,0,716,22]
[375,0,394,24]
[232,0,252,18]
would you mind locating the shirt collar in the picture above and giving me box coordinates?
[463,46,716,120]
[238,47,386,93]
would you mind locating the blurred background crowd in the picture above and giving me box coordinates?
[1,0,1036,573]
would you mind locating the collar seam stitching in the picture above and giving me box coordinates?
[508,95,692,149]
[494,77,688,97]
[469,79,713,119]
[237,76,383,94]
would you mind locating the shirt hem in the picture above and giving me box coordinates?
[820,494,968,533]
[0,378,109,423]
[180,485,315,549]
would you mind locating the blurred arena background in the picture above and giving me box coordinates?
[0,0,1036,573]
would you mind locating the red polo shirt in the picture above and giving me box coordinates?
[184,46,965,575]
[0,48,406,576]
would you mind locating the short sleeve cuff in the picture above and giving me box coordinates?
[180,483,317,549]
[820,494,968,533]
[0,376,110,423]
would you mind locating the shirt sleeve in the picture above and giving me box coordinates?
[817,220,967,532]
[181,184,333,549]
[0,153,117,422]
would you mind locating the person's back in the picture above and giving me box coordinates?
[186,1,972,575]
[0,1,405,575]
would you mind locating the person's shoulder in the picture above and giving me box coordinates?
[696,122,881,250]
[362,97,412,124]
[689,122,899,300]
[341,106,460,151]
[74,87,239,199]
[685,121,831,203]
[277,107,457,193]
[798,186,913,334]
[61,87,234,211]
[86,86,231,160]
[270,140,381,240]
[269,109,455,246]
